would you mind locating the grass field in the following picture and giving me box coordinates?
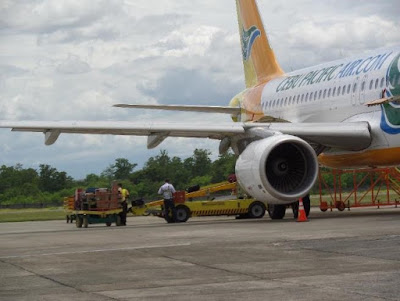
[0,208,66,223]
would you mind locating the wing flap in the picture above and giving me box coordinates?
[113,104,241,114]
[0,121,245,145]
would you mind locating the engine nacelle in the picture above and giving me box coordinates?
[236,135,318,205]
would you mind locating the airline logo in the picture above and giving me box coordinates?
[276,51,393,92]
[241,25,260,60]
[381,53,400,134]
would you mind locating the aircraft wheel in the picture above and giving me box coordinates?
[302,195,311,217]
[248,202,266,218]
[292,197,311,218]
[175,206,190,223]
[267,204,286,219]
[106,222,112,227]
[292,202,299,219]
[76,216,83,228]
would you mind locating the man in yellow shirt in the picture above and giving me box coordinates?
[118,183,130,226]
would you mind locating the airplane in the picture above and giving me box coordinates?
[1,0,400,219]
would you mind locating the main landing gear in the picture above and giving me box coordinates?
[267,195,311,220]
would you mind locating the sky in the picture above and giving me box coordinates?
[0,0,399,179]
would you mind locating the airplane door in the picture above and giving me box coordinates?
[359,74,368,104]
[351,76,359,106]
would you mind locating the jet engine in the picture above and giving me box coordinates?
[235,134,318,204]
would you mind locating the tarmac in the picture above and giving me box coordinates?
[0,207,400,301]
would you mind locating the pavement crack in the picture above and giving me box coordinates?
[162,254,266,281]
[0,259,119,301]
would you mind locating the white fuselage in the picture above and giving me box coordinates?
[258,46,400,155]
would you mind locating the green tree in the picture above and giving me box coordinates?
[102,158,137,180]
[189,149,212,177]
[114,158,137,180]
[39,164,73,192]
[211,152,236,183]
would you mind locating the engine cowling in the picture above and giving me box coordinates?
[235,135,318,205]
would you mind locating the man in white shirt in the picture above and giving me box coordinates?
[158,179,176,223]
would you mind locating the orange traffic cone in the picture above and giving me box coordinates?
[297,198,308,222]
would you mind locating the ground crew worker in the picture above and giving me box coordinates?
[158,179,176,223]
[118,183,129,226]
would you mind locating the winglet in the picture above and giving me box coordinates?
[236,0,284,87]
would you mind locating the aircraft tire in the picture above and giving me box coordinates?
[292,197,311,218]
[267,204,286,219]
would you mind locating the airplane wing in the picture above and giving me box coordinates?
[113,104,241,114]
[0,120,371,151]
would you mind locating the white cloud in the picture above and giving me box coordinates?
[0,0,398,178]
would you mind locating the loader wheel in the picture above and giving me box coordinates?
[76,216,83,228]
[83,216,88,228]
[175,206,190,223]
[267,204,286,219]
[248,202,266,218]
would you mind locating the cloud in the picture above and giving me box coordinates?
[57,55,91,74]
[0,0,398,178]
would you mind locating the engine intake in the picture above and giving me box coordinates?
[235,135,318,204]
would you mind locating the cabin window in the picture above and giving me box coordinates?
[347,84,351,94]
[297,95,300,104]
[332,87,336,97]
[314,91,317,101]
[353,83,357,93]
[323,89,327,98]
[375,78,379,89]
[369,80,373,90]
[319,90,322,99]
[380,78,385,88]
[361,81,365,91]
[305,93,309,102]
[310,92,313,101]
[327,88,331,98]
[342,85,346,95]
[301,94,304,102]
[338,86,341,96]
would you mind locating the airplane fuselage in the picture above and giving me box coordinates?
[234,45,400,168]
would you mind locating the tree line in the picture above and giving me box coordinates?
[0,148,380,207]
[0,149,236,206]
